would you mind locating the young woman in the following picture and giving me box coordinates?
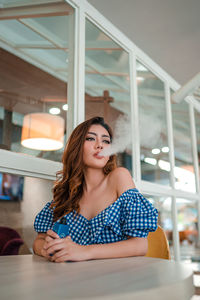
[33,116,158,262]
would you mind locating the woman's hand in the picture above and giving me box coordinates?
[43,229,90,263]
[40,230,58,259]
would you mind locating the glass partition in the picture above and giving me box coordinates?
[85,19,132,173]
[171,91,196,192]
[146,194,172,230]
[144,194,173,247]
[137,61,170,186]
[176,197,198,261]
[146,194,197,261]
[0,1,74,162]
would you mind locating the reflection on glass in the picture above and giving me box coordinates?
[85,19,132,173]
[144,194,173,246]
[195,110,200,182]
[147,195,171,229]
[0,2,74,162]
[171,91,195,192]
[137,61,170,186]
[147,195,198,261]
[177,198,197,261]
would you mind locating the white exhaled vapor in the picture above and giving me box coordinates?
[99,114,131,157]
[99,110,163,157]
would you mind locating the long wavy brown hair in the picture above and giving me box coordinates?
[51,116,117,221]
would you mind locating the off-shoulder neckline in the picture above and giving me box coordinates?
[76,188,139,222]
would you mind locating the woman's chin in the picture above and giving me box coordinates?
[85,161,108,169]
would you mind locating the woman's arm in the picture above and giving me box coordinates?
[87,237,148,260]
[45,231,147,262]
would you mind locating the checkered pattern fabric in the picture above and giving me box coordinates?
[34,189,158,245]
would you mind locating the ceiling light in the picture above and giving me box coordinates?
[49,107,60,115]
[162,146,169,153]
[144,157,157,165]
[152,148,160,154]
[21,113,64,151]
[136,76,145,84]
[158,160,171,171]
[62,104,68,111]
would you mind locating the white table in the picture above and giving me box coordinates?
[0,255,194,300]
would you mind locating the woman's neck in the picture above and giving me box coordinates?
[83,168,106,193]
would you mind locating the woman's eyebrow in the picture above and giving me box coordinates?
[87,132,110,138]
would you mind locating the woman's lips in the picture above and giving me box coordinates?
[93,153,104,159]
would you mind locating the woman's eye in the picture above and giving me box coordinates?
[86,137,95,141]
[103,140,111,144]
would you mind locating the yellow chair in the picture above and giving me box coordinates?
[145,225,170,260]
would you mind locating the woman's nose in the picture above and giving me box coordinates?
[96,140,103,149]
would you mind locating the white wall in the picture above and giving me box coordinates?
[22,177,53,228]
[21,177,53,250]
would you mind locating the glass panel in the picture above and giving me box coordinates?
[176,197,198,262]
[171,91,196,192]
[146,194,172,231]
[137,61,170,186]
[0,171,53,252]
[144,194,173,251]
[0,1,74,162]
[195,110,200,184]
[85,19,132,173]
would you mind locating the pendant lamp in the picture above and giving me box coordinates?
[21,113,65,151]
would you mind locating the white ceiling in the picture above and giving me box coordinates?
[89,0,200,86]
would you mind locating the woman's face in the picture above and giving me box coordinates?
[83,124,111,169]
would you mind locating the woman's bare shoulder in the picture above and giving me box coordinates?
[108,167,136,196]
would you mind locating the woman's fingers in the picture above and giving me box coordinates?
[51,249,68,261]
[45,236,54,243]
[43,235,73,261]
[47,229,59,239]
[41,248,49,258]
[54,255,70,263]
[44,236,61,250]
[46,241,64,255]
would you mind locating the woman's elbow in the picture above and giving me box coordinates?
[32,238,39,255]
[32,239,37,254]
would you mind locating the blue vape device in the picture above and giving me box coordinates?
[52,217,69,238]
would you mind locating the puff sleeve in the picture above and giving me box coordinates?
[121,189,158,238]
[34,202,54,233]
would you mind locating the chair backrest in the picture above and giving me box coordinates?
[145,225,170,260]
[0,226,24,255]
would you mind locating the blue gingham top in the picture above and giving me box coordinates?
[34,188,158,245]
